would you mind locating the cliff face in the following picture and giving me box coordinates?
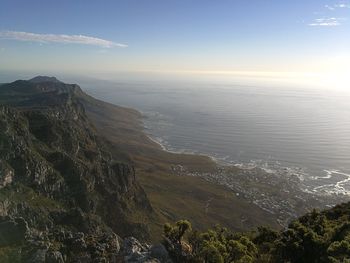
[0,78,155,262]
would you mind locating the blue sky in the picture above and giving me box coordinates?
[0,0,349,83]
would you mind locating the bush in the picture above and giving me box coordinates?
[162,202,350,263]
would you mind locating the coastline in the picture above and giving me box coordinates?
[142,113,350,198]
[138,111,350,223]
[81,88,349,235]
[145,132,223,163]
[145,134,173,152]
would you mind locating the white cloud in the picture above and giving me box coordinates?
[311,2,349,26]
[325,4,335,10]
[335,3,350,8]
[0,31,127,48]
[325,2,350,10]
[309,17,344,26]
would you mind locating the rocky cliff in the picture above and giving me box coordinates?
[0,77,165,262]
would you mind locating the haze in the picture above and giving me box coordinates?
[0,0,349,89]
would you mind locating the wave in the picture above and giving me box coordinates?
[142,111,350,197]
[312,170,350,196]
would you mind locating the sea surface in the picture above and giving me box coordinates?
[79,76,350,196]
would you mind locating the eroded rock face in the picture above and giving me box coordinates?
[0,78,154,261]
[122,237,171,263]
[45,250,64,263]
[0,161,13,189]
[21,228,123,262]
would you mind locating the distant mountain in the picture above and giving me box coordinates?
[28,76,62,84]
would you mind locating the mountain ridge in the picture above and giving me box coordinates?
[29,76,62,84]
[0,77,158,262]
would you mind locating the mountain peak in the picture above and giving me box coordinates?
[29,76,62,84]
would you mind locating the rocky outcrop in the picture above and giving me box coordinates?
[0,214,170,262]
[0,77,154,262]
[122,237,171,263]
[0,160,13,189]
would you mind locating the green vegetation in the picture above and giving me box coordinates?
[163,202,350,262]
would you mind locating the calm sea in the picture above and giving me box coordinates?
[79,76,350,196]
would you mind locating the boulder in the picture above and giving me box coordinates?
[150,244,171,262]
[122,237,171,263]
[123,237,149,255]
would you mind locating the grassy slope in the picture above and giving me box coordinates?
[81,94,280,240]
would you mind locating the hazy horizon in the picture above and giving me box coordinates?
[1,0,350,89]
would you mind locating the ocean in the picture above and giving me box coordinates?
[78,76,350,196]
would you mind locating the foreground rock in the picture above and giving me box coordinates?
[122,237,171,262]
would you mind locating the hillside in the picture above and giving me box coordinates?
[0,78,155,261]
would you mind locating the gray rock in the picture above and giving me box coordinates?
[29,248,48,263]
[150,244,170,262]
[72,237,87,250]
[46,250,64,263]
[123,237,148,255]
[0,161,13,189]
[75,231,85,239]
[123,237,149,263]
[0,216,28,246]
[122,238,170,263]
[92,257,108,263]
[105,233,121,254]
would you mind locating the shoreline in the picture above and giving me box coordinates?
[139,115,350,197]
[142,116,350,198]
[144,129,220,159]
[143,120,232,166]
[145,132,231,167]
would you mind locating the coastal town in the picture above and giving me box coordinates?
[171,163,349,227]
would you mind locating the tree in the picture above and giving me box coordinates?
[163,220,192,262]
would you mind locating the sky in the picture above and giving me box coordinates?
[0,0,349,86]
